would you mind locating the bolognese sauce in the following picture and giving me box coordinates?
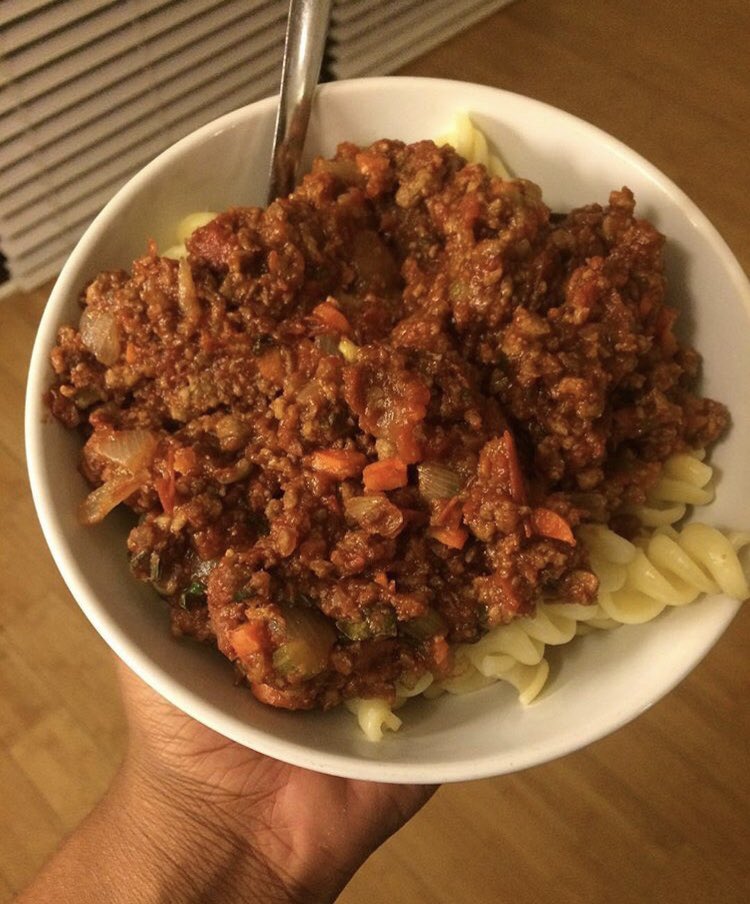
[46,139,728,711]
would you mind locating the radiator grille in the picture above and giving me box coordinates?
[1,0,512,289]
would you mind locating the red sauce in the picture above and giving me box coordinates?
[47,139,728,710]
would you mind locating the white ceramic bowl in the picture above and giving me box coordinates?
[26,77,750,783]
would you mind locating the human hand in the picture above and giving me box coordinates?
[118,663,436,903]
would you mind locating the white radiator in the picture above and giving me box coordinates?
[0,0,513,290]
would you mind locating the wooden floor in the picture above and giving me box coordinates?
[2,0,749,901]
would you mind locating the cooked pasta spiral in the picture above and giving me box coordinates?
[436,111,511,178]
[431,601,602,705]
[589,522,750,624]
[163,211,218,260]
[628,450,715,527]
[345,697,403,742]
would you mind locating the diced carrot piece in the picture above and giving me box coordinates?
[257,347,285,382]
[501,430,527,505]
[230,621,269,660]
[312,300,352,336]
[431,636,452,676]
[154,476,175,514]
[391,422,425,466]
[530,508,577,545]
[497,576,525,616]
[428,526,469,550]
[638,295,655,318]
[310,449,368,479]
[173,446,197,474]
[363,457,408,492]
[460,193,482,228]
[200,331,218,353]
[655,306,679,355]
[430,495,463,529]
[154,448,176,514]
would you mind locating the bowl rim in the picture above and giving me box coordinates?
[24,76,750,783]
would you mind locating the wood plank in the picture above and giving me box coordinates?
[0,750,64,895]
[9,708,120,833]
[1,590,127,757]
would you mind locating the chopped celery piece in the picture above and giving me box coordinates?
[272,606,335,680]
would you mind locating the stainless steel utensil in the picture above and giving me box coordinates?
[267,0,332,203]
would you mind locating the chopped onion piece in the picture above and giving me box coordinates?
[344,493,404,538]
[177,258,201,333]
[402,608,447,639]
[78,474,144,525]
[315,334,340,356]
[88,428,158,473]
[296,379,323,404]
[338,338,360,362]
[79,307,120,366]
[344,494,384,521]
[417,462,463,501]
[272,607,336,680]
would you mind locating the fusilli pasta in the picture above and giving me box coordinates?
[163,211,217,260]
[345,697,403,742]
[627,450,714,527]
[436,111,511,178]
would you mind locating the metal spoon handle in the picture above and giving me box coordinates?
[267,0,332,203]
